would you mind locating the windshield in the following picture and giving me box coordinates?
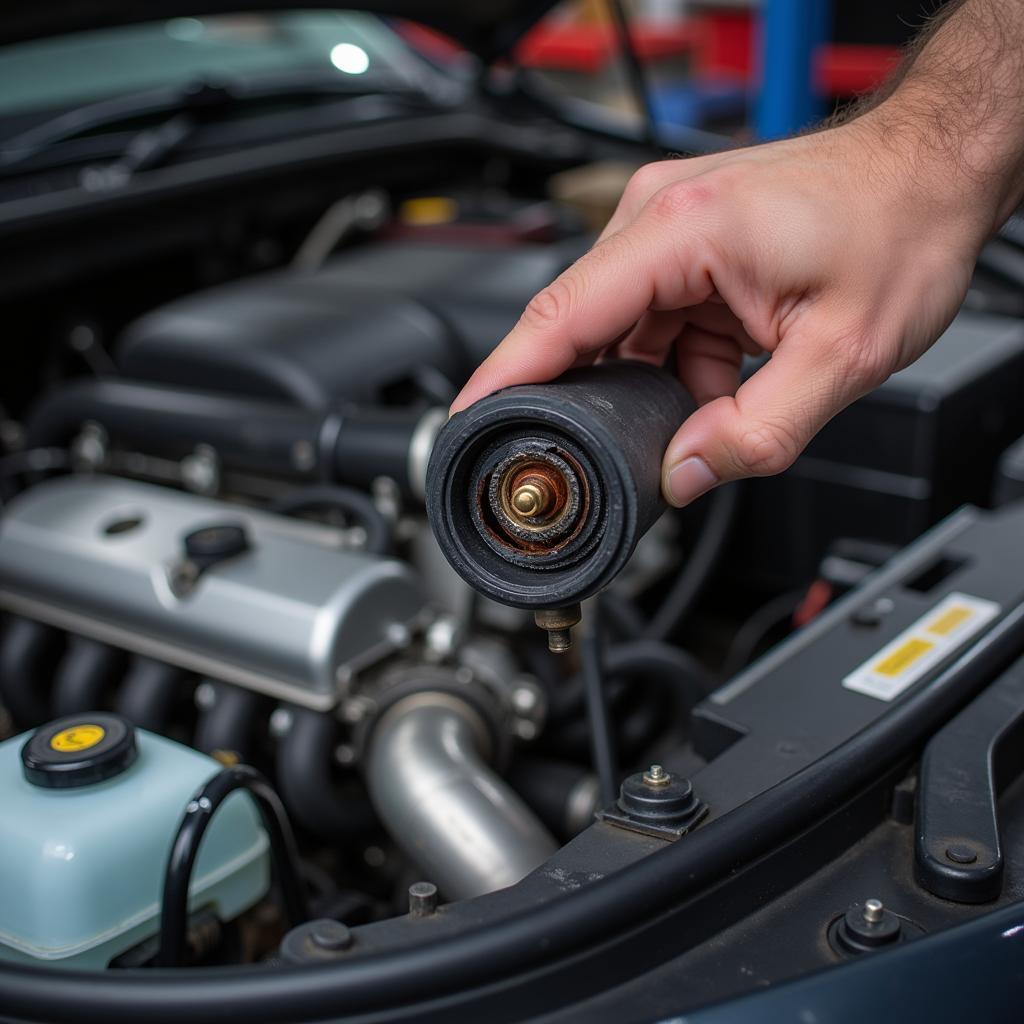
[0,11,437,119]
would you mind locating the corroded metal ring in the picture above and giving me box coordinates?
[483,444,588,552]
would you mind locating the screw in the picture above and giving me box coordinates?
[194,681,217,710]
[308,920,352,952]
[863,899,885,924]
[385,622,412,647]
[945,843,978,865]
[180,445,220,495]
[269,707,294,738]
[514,720,539,741]
[512,685,539,716]
[341,697,372,724]
[851,597,895,629]
[408,881,438,917]
[643,764,670,788]
[72,421,108,470]
[425,616,459,659]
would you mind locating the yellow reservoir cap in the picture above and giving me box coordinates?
[50,724,106,753]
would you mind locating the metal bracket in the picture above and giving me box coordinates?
[915,652,1024,903]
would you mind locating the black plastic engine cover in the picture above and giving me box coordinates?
[116,238,589,409]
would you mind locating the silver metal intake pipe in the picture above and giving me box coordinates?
[365,691,558,900]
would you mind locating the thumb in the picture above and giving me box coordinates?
[662,334,882,506]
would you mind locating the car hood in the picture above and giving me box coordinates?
[0,1,561,60]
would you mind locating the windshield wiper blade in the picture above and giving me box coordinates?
[77,112,197,192]
[0,79,235,172]
[0,69,434,181]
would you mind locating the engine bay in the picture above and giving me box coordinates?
[3,174,1024,1022]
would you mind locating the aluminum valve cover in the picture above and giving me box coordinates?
[0,476,426,710]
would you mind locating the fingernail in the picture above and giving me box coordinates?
[666,456,719,507]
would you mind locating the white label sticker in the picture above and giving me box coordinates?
[842,592,1001,701]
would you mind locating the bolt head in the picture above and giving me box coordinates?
[512,685,539,715]
[194,682,217,710]
[642,764,670,787]
[308,920,352,952]
[514,720,539,741]
[334,743,356,766]
[341,699,368,724]
[426,617,458,658]
[863,898,885,924]
[945,843,978,865]
[386,622,412,647]
[269,707,294,737]
[408,880,438,917]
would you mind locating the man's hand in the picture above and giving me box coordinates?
[452,0,1024,507]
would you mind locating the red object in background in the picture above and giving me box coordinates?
[511,11,900,98]
[516,21,698,75]
[392,19,465,63]
[793,579,834,629]
[695,11,752,79]
[819,44,901,95]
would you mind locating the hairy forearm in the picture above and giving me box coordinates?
[856,0,1024,238]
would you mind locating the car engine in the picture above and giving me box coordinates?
[2,222,1024,1023]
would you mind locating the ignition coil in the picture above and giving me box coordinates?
[427,361,695,651]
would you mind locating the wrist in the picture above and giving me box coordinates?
[847,96,1019,255]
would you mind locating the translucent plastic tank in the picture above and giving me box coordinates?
[0,716,269,968]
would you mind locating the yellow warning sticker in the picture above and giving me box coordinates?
[843,592,1000,701]
[927,605,973,637]
[50,724,106,753]
[873,638,934,677]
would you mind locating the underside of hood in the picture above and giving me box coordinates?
[0,0,562,61]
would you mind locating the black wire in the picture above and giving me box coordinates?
[580,601,618,806]
[546,640,712,761]
[599,588,647,640]
[269,485,393,556]
[608,0,661,152]
[719,589,805,681]
[158,764,310,968]
[548,638,712,725]
[645,483,741,641]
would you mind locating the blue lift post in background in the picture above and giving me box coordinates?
[755,0,832,140]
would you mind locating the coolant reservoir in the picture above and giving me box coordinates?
[0,714,269,968]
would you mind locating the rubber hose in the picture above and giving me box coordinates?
[269,485,393,557]
[275,706,376,837]
[115,658,184,733]
[51,638,127,717]
[193,681,267,763]
[0,618,66,728]
[644,483,741,641]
